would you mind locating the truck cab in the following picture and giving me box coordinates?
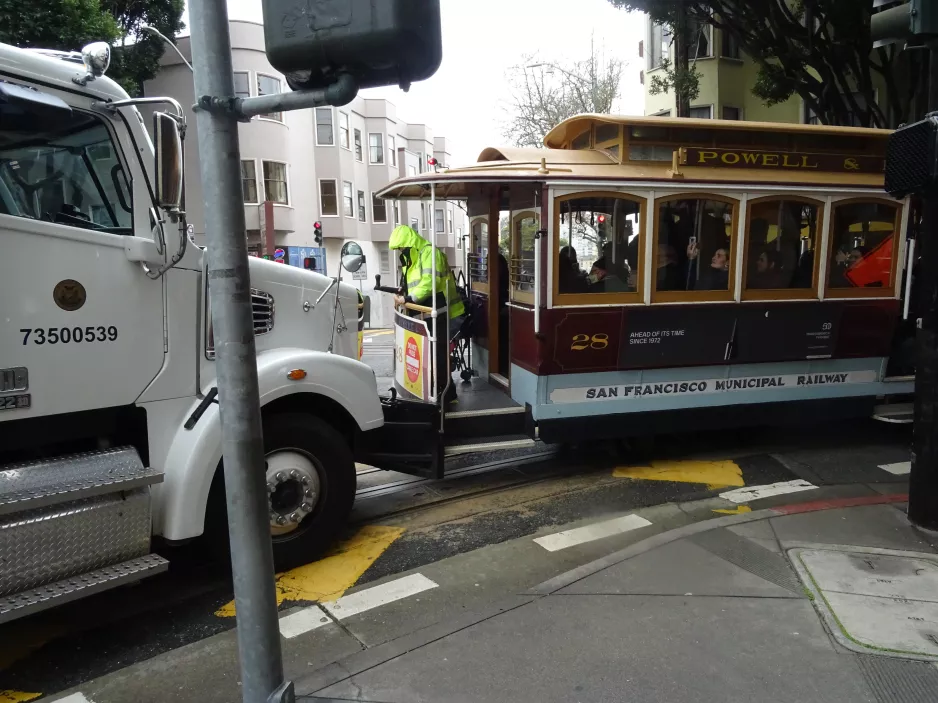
[0,42,384,623]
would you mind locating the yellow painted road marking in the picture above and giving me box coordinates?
[0,691,41,703]
[713,505,752,515]
[216,524,404,617]
[613,459,744,489]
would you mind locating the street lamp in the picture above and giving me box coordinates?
[140,24,193,73]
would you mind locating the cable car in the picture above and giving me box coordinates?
[357,115,915,479]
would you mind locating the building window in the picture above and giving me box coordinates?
[256,75,282,121]
[435,208,444,233]
[721,29,740,59]
[456,226,463,249]
[653,195,737,302]
[418,153,424,173]
[339,112,350,149]
[353,129,362,161]
[420,203,428,230]
[722,106,741,120]
[262,161,288,204]
[393,200,401,225]
[689,105,713,119]
[372,193,387,223]
[649,23,671,69]
[315,107,334,145]
[410,217,419,230]
[233,72,251,100]
[369,133,384,164]
[342,181,353,218]
[448,213,454,234]
[388,134,397,166]
[407,164,417,177]
[319,179,337,216]
[743,197,822,299]
[379,247,391,274]
[240,160,257,203]
[688,19,712,58]
[805,92,869,127]
[357,190,366,222]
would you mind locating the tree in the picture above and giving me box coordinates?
[0,0,184,96]
[610,0,919,128]
[104,0,185,96]
[502,48,624,148]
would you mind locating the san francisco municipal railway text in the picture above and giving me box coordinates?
[547,371,877,404]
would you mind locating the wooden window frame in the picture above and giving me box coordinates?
[823,196,903,300]
[741,194,824,301]
[552,191,647,307]
[651,193,739,303]
[469,216,489,295]
[510,209,538,306]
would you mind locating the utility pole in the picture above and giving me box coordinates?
[876,0,938,531]
[187,0,291,701]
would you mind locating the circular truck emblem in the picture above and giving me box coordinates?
[53,279,87,311]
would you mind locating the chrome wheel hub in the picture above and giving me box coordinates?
[265,451,320,537]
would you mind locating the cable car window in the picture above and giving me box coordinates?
[510,210,537,304]
[555,193,645,304]
[571,130,591,150]
[826,200,899,296]
[743,197,822,299]
[469,216,488,293]
[653,196,737,302]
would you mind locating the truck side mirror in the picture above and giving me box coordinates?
[154,112,183,212]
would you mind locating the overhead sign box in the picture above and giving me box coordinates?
[261,0,442,91]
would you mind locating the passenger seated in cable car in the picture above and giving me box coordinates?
[656,244,682,291]
[559,245,589,293]
[686,241,730,291]
[830,245,871,287]
[748,248,785,289]
[588,242,633,292]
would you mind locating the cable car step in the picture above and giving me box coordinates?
[444,406,526,439]
[0,447,162,515]
[444,435,539,457]
[872,402,914,424]
[0,553,168,624]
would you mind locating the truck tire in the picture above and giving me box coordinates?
[207,412,356,572]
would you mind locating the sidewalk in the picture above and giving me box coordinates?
[299,493,938,703]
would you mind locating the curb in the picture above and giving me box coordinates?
[527,492,908,596]
[295,489,908,697]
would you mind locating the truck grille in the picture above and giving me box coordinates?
[205,288,274,360]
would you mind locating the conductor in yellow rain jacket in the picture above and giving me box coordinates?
[389,224,465,403]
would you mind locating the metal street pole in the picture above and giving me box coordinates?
[908,39,938,531]
[187,0,291,700]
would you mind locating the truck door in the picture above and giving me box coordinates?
[0,94,164,420]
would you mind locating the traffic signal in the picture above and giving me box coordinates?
[303,257,318,271]
[314,221,322,245]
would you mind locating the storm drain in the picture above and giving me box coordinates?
[790,546,938,662]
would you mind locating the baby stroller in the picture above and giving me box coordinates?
[450,270,475,383]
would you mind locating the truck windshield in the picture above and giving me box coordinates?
[0,110,132,234]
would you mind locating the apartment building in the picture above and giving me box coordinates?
[143,19,467,329]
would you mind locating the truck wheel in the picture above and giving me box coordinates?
[207,412,356,572]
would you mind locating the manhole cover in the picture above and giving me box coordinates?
[790,546,938,661]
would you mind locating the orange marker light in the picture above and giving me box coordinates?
[287,369,307,381]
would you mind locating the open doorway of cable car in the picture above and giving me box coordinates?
[466,183,542,391]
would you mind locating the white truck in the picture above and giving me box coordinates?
[0,41,388,623]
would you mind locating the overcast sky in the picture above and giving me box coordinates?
[192,0,646,165]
